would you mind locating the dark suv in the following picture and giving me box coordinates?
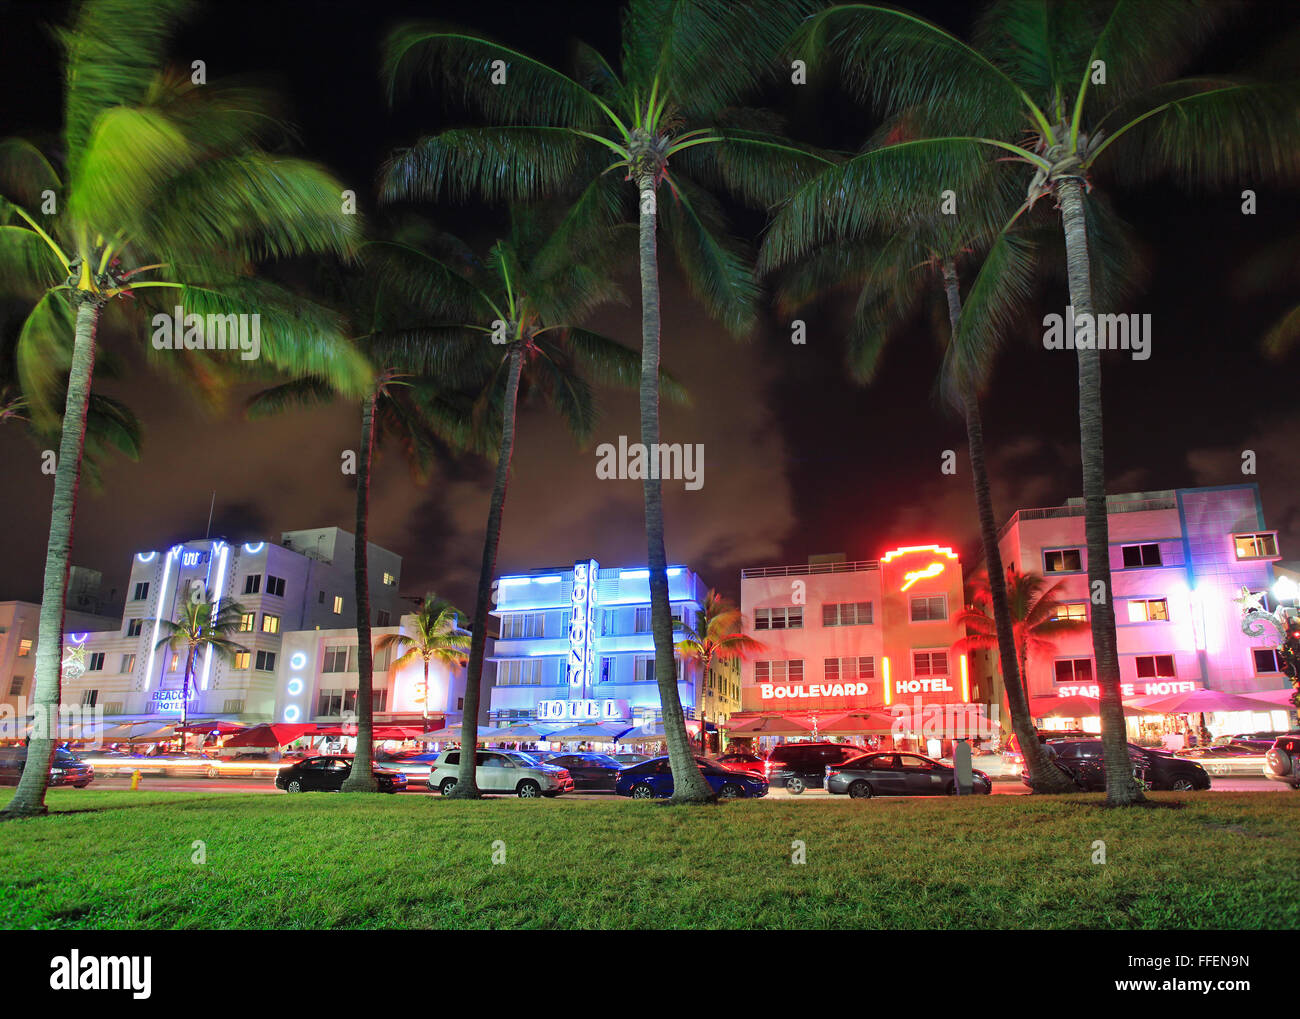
[1024,739,1209,791]
[1264,733,1300,789]
[0,746,94,788]
[766,742,866,794]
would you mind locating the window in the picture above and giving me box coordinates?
[17,639,31,657]
[168,652,180,672]
[1052,603,1088,622]
[824,656,875,681]
[126,618,143,637]
[238,612,255,632]
[333,596,344,615]
[323,646,352,673]
[822,601,873,627]
[87,652,105,671]
[1135,654,1176,679]
[233,651,251,670]
[1127,598,1169,622]
[755,607,804,630]
[754,659,805,683]
[243,574,261,595]
[598,657,613,684]
[1044,548,1083,573]
[133,582,149,601]
[317,689,356,716]
[255,650,276,672]
[261,613,280,634]
[266,575,286,597]
[383,572,396,586]
[909,596,947,622]
[222,699,245,714]
[376,610,390,627]
[1235,532,1279,559]
[120,654,136,673]
[912,651,948,676]
[1254,648,1283,674]
[496,659,543,686]
[80,689,98,707]
[501,613,545,639]
[634,606,651,633]
[8,675,25,695]
[1121,543,1162,568]
[1054,658,1094,684]
[373,690,388,712]
[319,590,325,604]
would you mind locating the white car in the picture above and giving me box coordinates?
[428,749,574,798]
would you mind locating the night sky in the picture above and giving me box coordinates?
[2,0,1298,615]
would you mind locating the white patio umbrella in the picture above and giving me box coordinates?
[545,722,631,743]
[414,724,495,743]
[484,723,559,742]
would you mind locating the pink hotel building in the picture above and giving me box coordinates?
[736,484,1295,736]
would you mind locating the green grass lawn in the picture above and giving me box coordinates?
[1,790,1296,929]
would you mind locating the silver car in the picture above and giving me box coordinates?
[428,749,574,798]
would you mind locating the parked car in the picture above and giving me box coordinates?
[0,746,94,788]
[379,751,441,784]
[613,753,651,765]
[1214,732,1286,753]
[428,749,573,798]
[715,751,767,776]
[825,752,992,797]
[765,742,867,793]
[275,755,407,793]
[615,755,768,799]
[1264,733,1300,789]
[1024,739,1210,791]
[543,752,623,791]
[1002,729,1092,776]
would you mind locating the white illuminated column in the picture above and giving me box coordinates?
[199,541,229,690]
[143,546,181,692]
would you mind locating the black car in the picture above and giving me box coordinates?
[275,755,407,793]
[766,741,867,794]
[1024,739,1210,791]
[543,752,623,790]
[0,746,94,787]
[1264,733,1300,789]
[825,752,992,797]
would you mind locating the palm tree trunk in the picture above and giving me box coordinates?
[636,171,713,804]
[449,343,524,798]
[1054,176,1143,805]
[3,299,99,818]
[422,658,430,726]
[180,647,196,745]
[342,391,378,792]
[941,260,1074,794]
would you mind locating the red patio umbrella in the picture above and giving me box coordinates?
[726,715,817,735]
[818,711,897,735]
[1242,689,1298,706]
[1029,695,1101,719]
[176,720,246,735]
[1128,689,1278,714]
[222,723,315,748]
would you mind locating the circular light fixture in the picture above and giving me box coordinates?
[287,677,304,696]
[283,705,301,723]
[136,551,157,563]
[243,542,265,554]
[289,651,307,671]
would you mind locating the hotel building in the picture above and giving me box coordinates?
[485,560,710,731]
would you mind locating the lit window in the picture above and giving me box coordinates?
[120,654,136,673]
[1044,549,1082,573]
[261,614,280,634]
[1135,654,1176,679]
[909,596,947,622]
[1052,603,1088,622]
[1235,533,1279,559]
[1121,543,1162,568]
[333,596,344,615]
[1126,598,1169,622]
[17,639,32,657]
[233,652,251,670]
[168,653,179,672]
[383,572,396,586]
[238,613,255,632]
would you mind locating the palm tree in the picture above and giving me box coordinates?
[154,592,249,740]
[787,1,1300,804]
[0,1,368,818]
[675,589,764,751]
[374,593,471,729]
[369,206,684,799]
[382,0,821,802]
[955,566,1092,718]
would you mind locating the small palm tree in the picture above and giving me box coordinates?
[383,0,821,803]
[955,567,1092,716]
[675,590,764,750]
[154,592,249,740]
[0,0,368,818]
[374,594,470,728]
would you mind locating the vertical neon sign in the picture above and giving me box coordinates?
[567,559,598,696]
[200,541,229,690]
[143,546,181,691]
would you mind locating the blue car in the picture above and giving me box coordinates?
[615,755,768,799]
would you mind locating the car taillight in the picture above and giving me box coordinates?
[826,769,840,778]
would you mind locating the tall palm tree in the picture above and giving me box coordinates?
[374,593,471,730]
[370,205,685,799]
[153,592,248,740]
[382,0,821,802]
[955,566,1091,714]
[786,0,1300,804]
[675,589,764,750]
[0,0,368,818]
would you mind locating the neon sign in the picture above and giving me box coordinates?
[900,562,945,591]
[151,688,198,713]
[881,544,958,563]
[759,683,871,701]
[567,559,598,692]
[538,698,629,722]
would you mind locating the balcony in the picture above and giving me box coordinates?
[741,560,880,579]
[997,497,1179,542]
